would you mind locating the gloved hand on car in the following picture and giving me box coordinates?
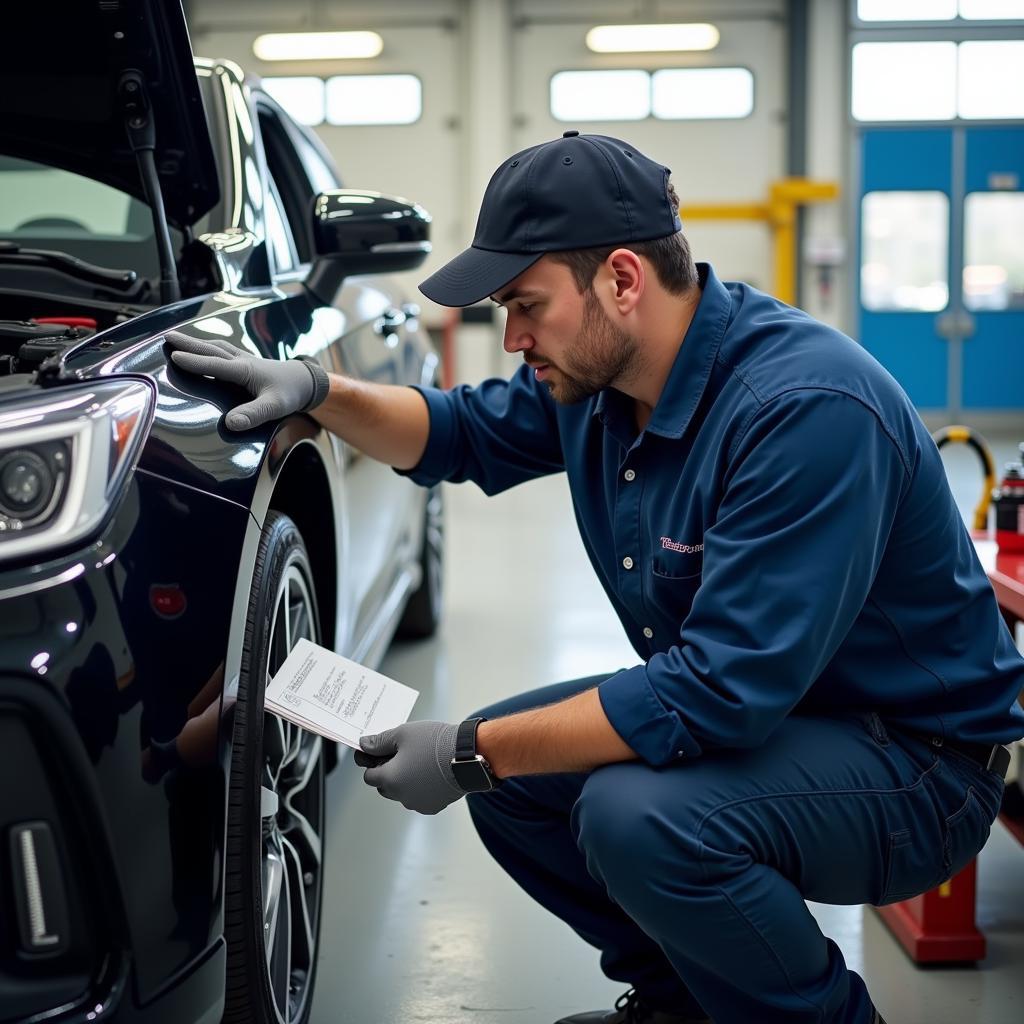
[165,332,330,431]
[355,721,468,815]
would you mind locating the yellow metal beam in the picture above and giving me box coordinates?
[679,178,840,305]
[679,203,769,221]
[771,179,840,204]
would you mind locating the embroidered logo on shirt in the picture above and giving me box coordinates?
[660,536,704,554]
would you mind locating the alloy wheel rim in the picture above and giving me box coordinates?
[260,560,323,1024]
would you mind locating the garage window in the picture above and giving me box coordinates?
[853,39,1024,120]
[325,75,422,126]
[857,0,1024,17]
[852,42,958,121]
[260,74,423,127]
[958,41,1024,118]
[857,0,958,18]
[652,68,753,119]
[550,70,651,121]
[550,68,755,122]
[959,0,1024,15]
[262,77,326,127]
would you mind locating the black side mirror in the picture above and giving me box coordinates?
[306,190,431,302]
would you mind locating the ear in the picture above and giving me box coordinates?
[603,248,644,316]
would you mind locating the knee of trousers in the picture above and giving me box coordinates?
[572,764,708,905]
[464,771,545,832]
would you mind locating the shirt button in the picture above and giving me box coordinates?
[677,750,685,758]
[624,469,636,482]
[643,626,654,639]
[622,556,634,570]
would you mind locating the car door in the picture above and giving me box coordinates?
[253,96,418,652]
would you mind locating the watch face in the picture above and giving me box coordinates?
[451,756,494,793]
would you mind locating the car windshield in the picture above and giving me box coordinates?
[0,74,226,293]
[0,155,190,285]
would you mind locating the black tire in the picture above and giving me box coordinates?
[223,511,326,1024]
[396,484,444,639]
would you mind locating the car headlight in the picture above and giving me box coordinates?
[0,379,154,563]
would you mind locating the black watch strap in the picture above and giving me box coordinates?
[450,717,501,792]
[455,717,485,760]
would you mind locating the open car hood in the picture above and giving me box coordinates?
[1,0,219,228]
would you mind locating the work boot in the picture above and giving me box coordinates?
[554,988,888,1024]
[553,988,712,1024]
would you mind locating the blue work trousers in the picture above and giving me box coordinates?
[465,674,1004,1024]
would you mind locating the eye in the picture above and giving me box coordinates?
[519,303,535,315]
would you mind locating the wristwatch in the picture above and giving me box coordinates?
[450,717,502,792]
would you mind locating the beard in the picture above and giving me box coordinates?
[543,288,641,405]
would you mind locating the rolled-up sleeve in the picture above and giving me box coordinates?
[395,364,564,494]
[599,388,910,765]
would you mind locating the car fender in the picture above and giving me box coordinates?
[213,411,350,677]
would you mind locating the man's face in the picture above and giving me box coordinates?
[491,256,639,405]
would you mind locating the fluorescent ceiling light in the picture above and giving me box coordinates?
[253,31,383,62]
[586,23,720,53]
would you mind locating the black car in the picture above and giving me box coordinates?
[0,4,443,1022]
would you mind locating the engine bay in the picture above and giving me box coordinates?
[0,317,98,376]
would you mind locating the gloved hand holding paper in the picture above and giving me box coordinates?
[265,637,418,747]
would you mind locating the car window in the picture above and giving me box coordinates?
[292,128,341,194]
[257,104,319,264]
[264,173,299,274]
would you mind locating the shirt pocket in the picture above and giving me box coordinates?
[651,548,703,580]
[647,557,703,624]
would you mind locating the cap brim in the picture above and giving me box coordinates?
[418,247,543,307]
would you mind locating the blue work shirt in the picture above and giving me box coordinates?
[400,263,1024,766]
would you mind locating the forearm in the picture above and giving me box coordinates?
[475,687,638,778]
[311,374,430,470]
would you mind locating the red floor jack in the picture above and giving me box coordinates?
[873,426,1024,962]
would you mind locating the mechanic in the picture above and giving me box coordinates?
[167,132,1024,1024]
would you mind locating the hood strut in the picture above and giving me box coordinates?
[117,70,180,305]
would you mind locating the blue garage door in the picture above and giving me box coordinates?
[858,127,1024,416]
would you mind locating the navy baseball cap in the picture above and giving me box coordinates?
[419,131,681,308]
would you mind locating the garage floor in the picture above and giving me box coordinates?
[310,436,1024,1024]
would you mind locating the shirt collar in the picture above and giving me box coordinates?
[594,262,732,441]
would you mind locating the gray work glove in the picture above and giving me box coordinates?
[355,721,465,815]
[165,332,330,431]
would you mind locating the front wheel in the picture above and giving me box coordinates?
[223,511,325,1024]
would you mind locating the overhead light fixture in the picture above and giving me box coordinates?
[586,23,720,53]
[253,31,383,62]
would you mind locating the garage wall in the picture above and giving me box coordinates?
[508,0,787,294]
[803,0,849,331]
[185,0,846,336]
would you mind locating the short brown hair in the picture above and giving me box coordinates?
[548,182,698,296]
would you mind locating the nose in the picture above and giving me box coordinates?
[503,316,534,355]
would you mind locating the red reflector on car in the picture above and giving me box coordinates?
[150,584,187,620]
